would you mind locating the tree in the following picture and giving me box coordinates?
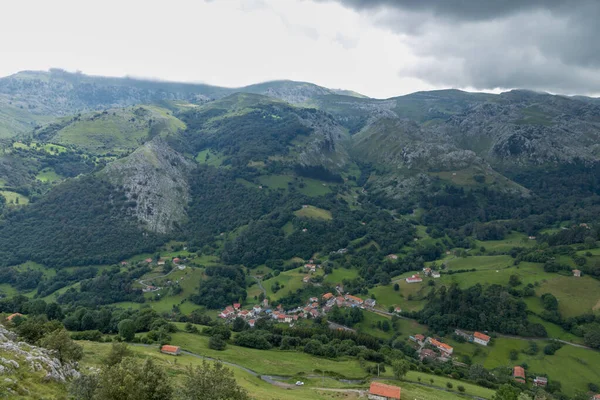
[39,329,83,363]
[583,323,600,349]
[105,342,132,366]
[232,317,247,332]
[393,283,400,291]
[179,360,250,400]
[541,293,558,311]
[95,358,172,400]
[118,319,136,341]
[391,359,409,380]
[492,384,522,400]
[69,374,99,400]
[209,334,227,351]
[509,275,522,287]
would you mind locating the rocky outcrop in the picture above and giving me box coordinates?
[0,323,79,388]
[100,138,195,234]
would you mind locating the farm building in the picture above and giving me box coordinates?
[573,269,582,277]
[431,271,441,278]
[428,338,453,355]
[386,254,398,260]
[303,275,311,283]
[473,332,491,346]
[6,313,23,322]
[322,292,334,300]
[160,345,181,356]
[405,274,422,283]
[364,299,376,308]
[345,294,364,305]
[513,366,526,383]
[368,382,401,400]
[533,377,547,387]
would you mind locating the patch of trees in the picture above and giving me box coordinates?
[415,284,547,337]
[327,305,364,327]
[190,266,247,309]
[0,176,164,267]
[56,265,149,307]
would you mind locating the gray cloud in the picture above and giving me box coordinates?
[319,0,600,93]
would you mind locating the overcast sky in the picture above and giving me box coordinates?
[1,0,598,98]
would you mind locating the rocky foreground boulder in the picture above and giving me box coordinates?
[0,323,79,397]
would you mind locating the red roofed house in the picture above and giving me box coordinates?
[160,345,181,356]
[6,313,23,322]
[233,303,241,310]
[322,293,334,300]
[513,366,526,383]
[405,274,422,283]
[573,269,582,277]
[428,338,453,356]
[172,257,181,264]
[368,381,401,400]
[145,258,153,263]
[533,376,547,387]
[593,394,600,400]
[473,332,491,346]
[335,296,345,306]
[310,309,319,318]
[248,319,255,328]
[344,294,364,305]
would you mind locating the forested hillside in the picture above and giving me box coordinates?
[1,71,600,399]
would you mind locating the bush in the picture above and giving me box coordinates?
[446,382,453,389]
[209,334,227,351]
[458,385,465,392]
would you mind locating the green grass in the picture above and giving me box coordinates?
[13,141,67,155]
[52,106,184,154]
[282,221,295,237]
[297,178,332,197]
[404,371,495,399]
[526,315,583,343]
[437,261,551,289]
[477,338,600,396]
[35,167,63,182]
[323,268,359,284]
[294,205,333,220]
[474,232,534,252]
[0,190,29,205]
[532,275,600,317]
[79,341,357,400]
[169,332,368,378]
[261,269,310,301]
[258,174,293,190]
[439,255,514,271]
[195,149,228,166]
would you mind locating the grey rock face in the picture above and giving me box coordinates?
[0,324,80,382]
[100,138,195,234]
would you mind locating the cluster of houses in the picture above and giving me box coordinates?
[405,267,441,284]
[217,290,379,329]
[454,329,491,346]
[410,334,454,360]
[512,366,549,388]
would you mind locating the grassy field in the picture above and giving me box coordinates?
[13,141,68,155]
[169,331,368,378]
[196,149,228,166]
[35,167,63,182]
[79,341,362,400]
[474,232,534,252]
[297,178,332,197]
[323,267,359,284]
[260,268,311,301]
[295,205,333,220]
[531,275,600,317]
[438,255,514,271]
[258,174,293,190]
[437,261,551,289]
[0,190,29,205]
[477,338,600,396]
[52,106,184,154]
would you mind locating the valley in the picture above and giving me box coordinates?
[0,70,600,400]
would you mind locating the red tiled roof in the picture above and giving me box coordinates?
[345,294,363,303]
[369,382,401,399]
[513,366,525,379]
[161,345,180,353]
[6,313,22,321]
[323,293,334,300]
[415,334,425,341]
[430,338,453,352]
[474,332,491,341]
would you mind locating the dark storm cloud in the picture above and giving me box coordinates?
[320,0,600,93]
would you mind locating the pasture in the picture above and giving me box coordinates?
[294,205,333,220]
[0,190,29,205]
